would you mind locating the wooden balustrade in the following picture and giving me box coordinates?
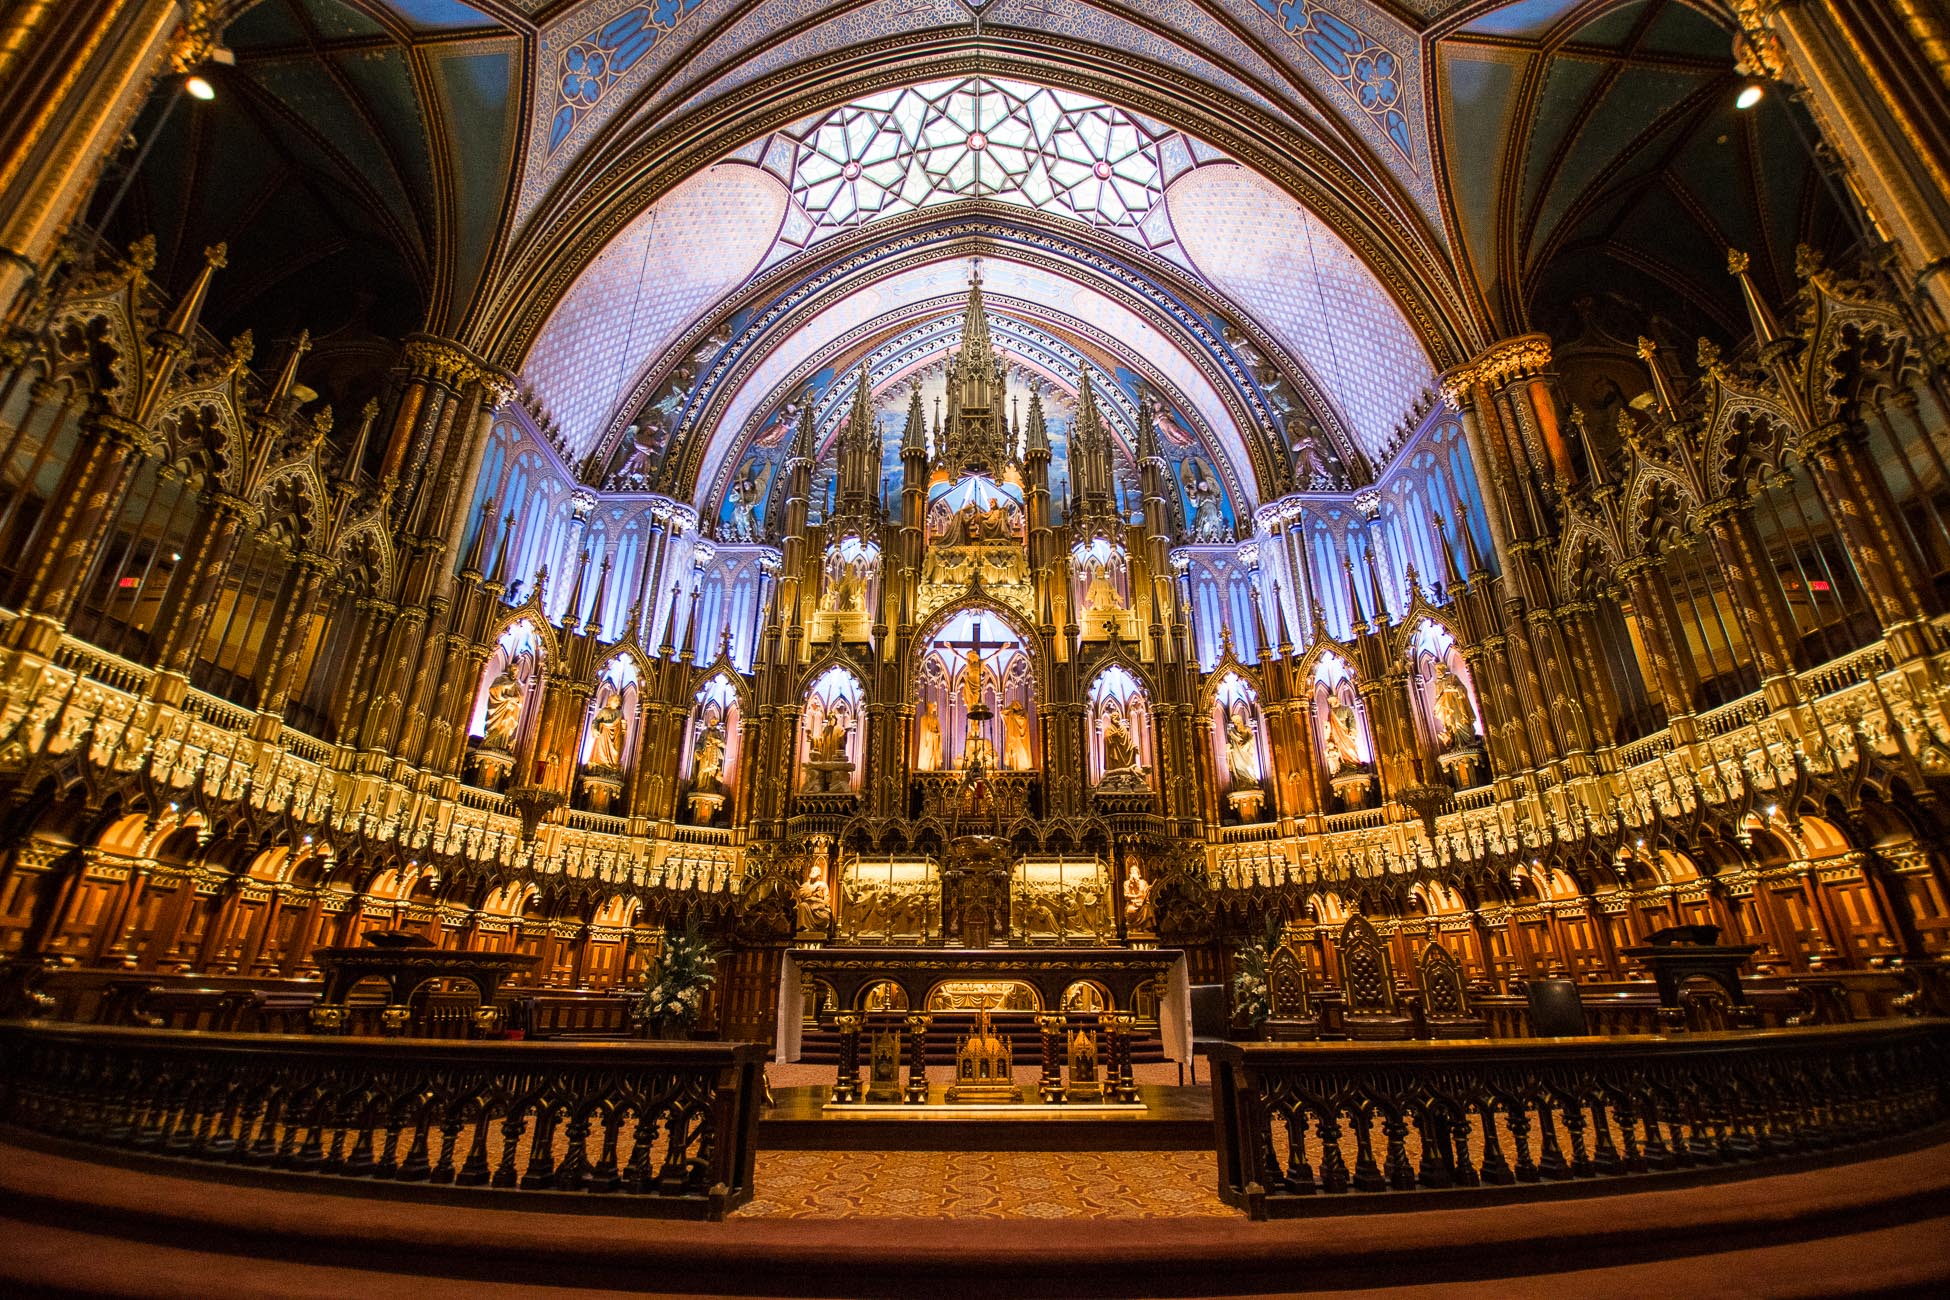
[1211,1021,1950,1219]
[0,1020,765,1219]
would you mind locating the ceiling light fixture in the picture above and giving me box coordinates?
[1735,83,1764,110]
[186,75,216,101]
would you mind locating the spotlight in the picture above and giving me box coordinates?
[186,75,216,101]
[1735,83,1764,110]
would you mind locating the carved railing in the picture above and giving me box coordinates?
[1211,1020,1950,1219]
[0,1021,766,1219]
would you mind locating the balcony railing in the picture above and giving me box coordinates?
[1210,1020,1949,1219]
[0,1021,767,1219]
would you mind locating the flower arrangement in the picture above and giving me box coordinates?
[1231,915,1281,1030]
[633,924,717,1037]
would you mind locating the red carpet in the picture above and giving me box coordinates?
[0,1132,1946,1296]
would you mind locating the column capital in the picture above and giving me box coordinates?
[1438,335,1554,406]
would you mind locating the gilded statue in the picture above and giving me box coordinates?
[1223,701,1261,787]
[795,862,833,933]
[1124,865,1154,930]
[1083,555,1123,612]
[1323,691,1364,774]
[482,663,524,751]
[1102,707,1142,774]
[1432,663,1478,747]
[586,689,627,769]
[1002,700,1032,770]
[692,709,726,790]
[917,700,943,770]
[809,710,852,764]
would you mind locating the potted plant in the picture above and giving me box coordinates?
[1230,916,1279,1039]
[632,924,717,1039]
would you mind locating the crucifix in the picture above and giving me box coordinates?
[949,619,1005,718]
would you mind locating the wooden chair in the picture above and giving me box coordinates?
[1337,914,1413,1041]
[1264,943,1319,1041]
[1524,976,1589,1037]
[1414,939,1487,1038]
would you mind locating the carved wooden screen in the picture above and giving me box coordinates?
[1337,913,1395,1012]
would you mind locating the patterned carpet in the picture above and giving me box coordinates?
[735,1148,1240,1219]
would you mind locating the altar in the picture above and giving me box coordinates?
[775,945,1189,1068]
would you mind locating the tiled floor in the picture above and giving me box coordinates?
[734,1148,1240,1218]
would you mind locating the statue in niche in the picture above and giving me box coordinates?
[1124,864,1155,930]
[482,663,525,752]
[1083,555,1123,612]
[795,861,833,934]
[586,687,627,770]
[917,701,943,770]
[1432,663,1478,748]
[722,458,765,542]
[691,706,726,791]
[1223,701,1261,787]
[1102,705,1143,775]
[808,710,852,765]
[1002,700,1032,770]
[823,549,868,613]
[1323,690,1364,774]
[1181,458,1228,543]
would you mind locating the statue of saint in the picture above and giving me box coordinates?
[691,709,726,790]
[1124,865,1154,929]
[1181,459,1227,543]
[1223,702,1261,787]
[1323,691,1364,774]
[1102,707,1142,774]
[586,690,627,769]
[1432,663,1478,747]
[1084,556,1123,612]
[724,459,763,542]
[482,663,524,751]
[917,700,943,770]
[1002,700,1032,770]
[795,862,833,933]
[809,710,852,765]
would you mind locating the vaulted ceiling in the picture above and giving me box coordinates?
[89,0,1848,490]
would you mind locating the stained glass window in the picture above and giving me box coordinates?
[784,78,1167,234]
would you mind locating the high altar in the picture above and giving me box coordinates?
[767,272,1196,1091]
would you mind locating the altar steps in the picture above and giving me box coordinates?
[792,1009,1169,1066]
[759,1083,1214,1150]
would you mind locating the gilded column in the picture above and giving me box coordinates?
[0,0,210,317]
[1736,0,1950,323]
[1797,421,1942,660]
[1618,556,1701,742]
[1697,496,1805,695]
